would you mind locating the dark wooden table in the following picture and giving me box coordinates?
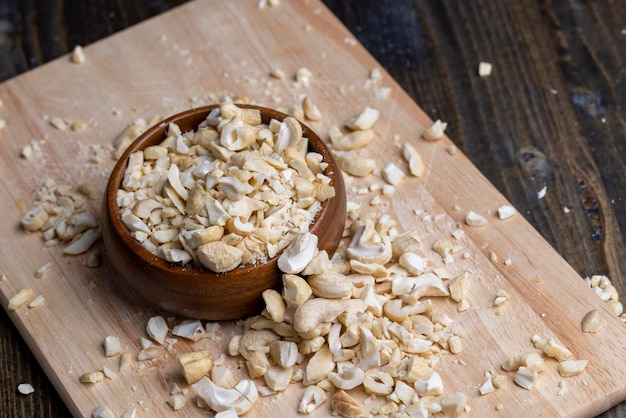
[0,1,624,417]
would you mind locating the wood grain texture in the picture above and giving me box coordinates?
[0,0,623,417]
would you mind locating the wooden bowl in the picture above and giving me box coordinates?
[101,105,346,320]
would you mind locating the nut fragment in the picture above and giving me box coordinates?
[308,270,353,299]
[269,340,298,368]
[362,369,394,395]
[330,129,374,150]
[542,337,572,362]
[402,142,425,177]
[440,392,468,418]
[146,316,168,344]
[281,274,312,308]
[514,366,538,390]
[478,62,493,77]
[166,395,189,411]
[381,163,405,186]
[79,371,105,384]
[264,365,293,391]
[172,319,206,341]
[329,362,365,390]
[92,406,114,418]
[465,210,488,227]
[501,352,545,372]
[422,119,447,141]
[558,359,588,377]
[304,345,335,385]
[497,205,516,219]
[337,152,377,177]
[331,390,362,418]
[7,288,34,311]
[345,107,379,130]
[192,377,258,415]
[581,309,607,333]
[197,241,244,273]
[294,298,348,338]
[298,385,326,414]
[18,383,35,395]
[277,232,318,274]
[178,350,214,384]
[71,45,85,63]
[104,336,122,357]
[303,96,323,121]
[262,289,286,322]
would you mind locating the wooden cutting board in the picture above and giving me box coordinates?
[1,1,625,416]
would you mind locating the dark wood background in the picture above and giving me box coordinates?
[0,0,624,416]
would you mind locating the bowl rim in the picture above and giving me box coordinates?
[105,104,342,279]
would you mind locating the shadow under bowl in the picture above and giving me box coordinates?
[101,104,346,320]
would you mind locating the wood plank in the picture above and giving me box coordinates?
[1,0,625,416]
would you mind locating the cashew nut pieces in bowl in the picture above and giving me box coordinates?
[101,103,346,320]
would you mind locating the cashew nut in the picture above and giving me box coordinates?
[331,390,362,418]
[308,270,353,299]
[329,361,365,390]
[262,289,286,322]
[277,232,319,274]
[281,274,313,308]
[293,298,348,337]
[346,220,392,265]
[363,369,394,396]
[304,345,334,386]
[192,377,258,415]
[178,350,214,384]
[298,385,326,414]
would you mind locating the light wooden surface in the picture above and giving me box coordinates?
[0,1,625,416]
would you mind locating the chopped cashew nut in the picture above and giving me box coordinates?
[192,377,258,415]
[294,299,348,337]
[497,205,515,219]
[501,352,545,372]
[402,142,425,177]
[542,337,572,362]
[304,345,335,385]
[146,316,168,344]
[18,383,35,395]
[197,241,243,272]
[581,310,607,333]
[104,336,122,357]
[178,351,214,384]
[92,406,114,418]
[347,220,392,265]
[422,120,447,141]
[79,371,104,384]
[514,366,538,390]
[172,319,206,341]
[330,129,374,150]
[558,359,588,377]
[281,274,312,307]
[277,232,318,274]
[303,96,323,121]
[478,62,493,77]
[166,395,188,410]
[382,163,405,186]
[465,210,488,227]
[441,392,468,418]
[7,288,34,311]
[345,107,379,131]
[331,390,362,418]
[71,45,85,63]
[337,152,377,176]
[298,385,326,414]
